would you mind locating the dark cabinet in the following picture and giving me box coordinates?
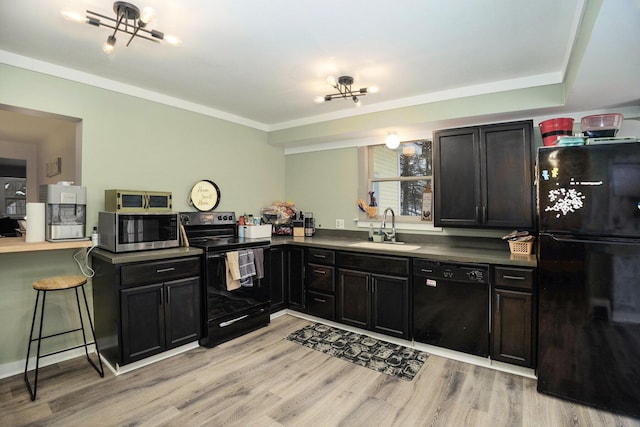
[268,246,286,312]
[337,252,410,340]
[121,276,200,364]
[434,120,534,229]
[491,266,536,367]
[287,246,306,310]
[92,253,202,367]
[306,248,336,320]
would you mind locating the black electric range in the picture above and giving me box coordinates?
[180,211,271,347]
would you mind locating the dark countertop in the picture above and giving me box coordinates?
[271,234,537,267]
[91,247,203,264]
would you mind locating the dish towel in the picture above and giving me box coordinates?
[225,251,241,291]
[239,249,256,287]
[253,248,264,280]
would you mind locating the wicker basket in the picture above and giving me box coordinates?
[508,240,534,255]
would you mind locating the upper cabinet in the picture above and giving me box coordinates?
[433,120,534,229]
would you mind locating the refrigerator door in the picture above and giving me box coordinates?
[538,144,640,237]
[537,233,640,417]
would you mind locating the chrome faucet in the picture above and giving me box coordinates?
[381,207,396,243]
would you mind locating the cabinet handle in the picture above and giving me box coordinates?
[313,269,327,275]
[314,298,327,303]
[156,267,176,273]
[167,287,170,305]
[496,294,501,312]
[159,288,163,306]
[475,206,479,221]
[420,268,433,273]
[502,275,525,281]
[313,254,327,259]
[482,206,487,222]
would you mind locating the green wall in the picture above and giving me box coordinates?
[0,63,285,371]
[285,147,359,230]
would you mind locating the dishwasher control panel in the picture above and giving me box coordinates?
[413,259,489,284]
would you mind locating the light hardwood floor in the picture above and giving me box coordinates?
[1,314,639,427]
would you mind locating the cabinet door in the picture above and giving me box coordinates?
[371,274,410,339]
[268,247,286,312]
[337,269,370,329]
[434,127,482,227]
[287,247,305,310]
[481,121,533,229]
[491,288,533,367]
[165,277,201,349]
[121,283,165,364]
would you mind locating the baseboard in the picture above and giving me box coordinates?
[104,341,200,376]
[0,344,96,380]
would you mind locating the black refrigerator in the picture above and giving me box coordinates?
[537,143,640,418]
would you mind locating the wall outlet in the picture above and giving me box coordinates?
[335,219,345,229]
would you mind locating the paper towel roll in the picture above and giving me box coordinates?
[26,202,46,243]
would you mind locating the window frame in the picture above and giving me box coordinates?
[359,139,433,224]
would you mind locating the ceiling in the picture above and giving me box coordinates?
[0,0,639,136]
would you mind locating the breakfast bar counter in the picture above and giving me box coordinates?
[0,236,92,254]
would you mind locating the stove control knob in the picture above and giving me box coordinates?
[467,270,482,281]
[217,215,222,221]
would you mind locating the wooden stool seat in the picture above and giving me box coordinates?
[33,275,87,291]
[24,274,103,400]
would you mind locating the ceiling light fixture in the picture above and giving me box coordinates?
[62,1,182,55]
[386,132,400,149]
[314,75,378,105]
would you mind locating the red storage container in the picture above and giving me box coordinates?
[539,118,574,146]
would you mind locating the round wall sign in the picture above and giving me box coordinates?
[189,180,221,211]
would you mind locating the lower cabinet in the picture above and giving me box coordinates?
[491,266,536,368]
[306,248,336,320]
[287,246,306,311]
[92,253,202,367]
[337,252,410,340]
[121,277,200,364]
[268,246,286,313]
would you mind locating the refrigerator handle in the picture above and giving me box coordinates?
[547,234,640,246]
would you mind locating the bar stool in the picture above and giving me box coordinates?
[24,275,104,401]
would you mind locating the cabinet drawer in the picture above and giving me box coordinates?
[121,257,200,287]
[307,291,335,320]
[494,266,534,290]
[307,264,335,292]
[338,252,409,276]
[307,248,335,265]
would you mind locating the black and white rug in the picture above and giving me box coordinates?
[286,323,429,381]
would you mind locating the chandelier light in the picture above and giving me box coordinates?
[314,75,378,105]
[62,1,182,55]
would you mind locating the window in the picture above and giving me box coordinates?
[2,178,27,218]
[362,139,433,222]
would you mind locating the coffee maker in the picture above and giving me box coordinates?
[40,183,87,241]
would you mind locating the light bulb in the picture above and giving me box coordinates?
[386,132,400,149]
[140,7,156,24]
[61,9,85,23]
[102,35,116,54]
[368,86,379,93]
[314,96,325,104]
[163,34,182,46]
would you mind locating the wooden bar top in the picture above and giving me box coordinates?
[0,236,92,254]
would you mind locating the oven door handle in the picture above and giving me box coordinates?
[219,314,249,328]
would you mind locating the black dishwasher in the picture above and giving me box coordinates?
[413,259,489,357]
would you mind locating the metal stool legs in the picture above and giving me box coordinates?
[24,286,104,401]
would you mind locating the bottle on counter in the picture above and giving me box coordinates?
[368,222,374,241]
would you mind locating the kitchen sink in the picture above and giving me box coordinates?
[348,241,421,251]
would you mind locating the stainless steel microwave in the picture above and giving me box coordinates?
[104,189,172,213]
[98,211,180,252]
